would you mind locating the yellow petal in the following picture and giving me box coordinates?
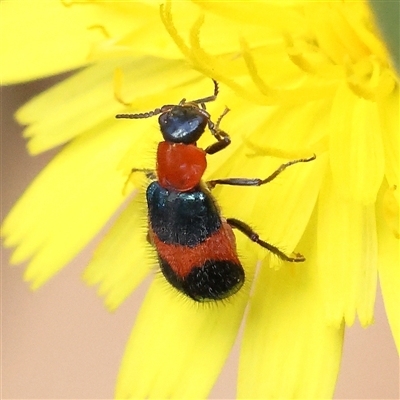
[83,193,157,311]
[377,183,400,352]
[238,212,344,399]
[115,244,257,399]
[378,87,399,189]
[193,0,306,33]
[317,171,378,327]
[2,120,147,289]
[330,83,385,204]
[0,1,177,84]
[1,1,96,83]
[244,100,331,159]
[306,3,370,65]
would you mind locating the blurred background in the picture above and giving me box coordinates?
[1,75,399,400]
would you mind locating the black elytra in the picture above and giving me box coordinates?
[146,181,221,247]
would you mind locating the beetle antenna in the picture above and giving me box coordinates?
[115,79,219,119]
[116,105,172,119]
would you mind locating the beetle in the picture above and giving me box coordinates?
[116,80,315,301]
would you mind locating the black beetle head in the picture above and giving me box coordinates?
[158,105,209,144]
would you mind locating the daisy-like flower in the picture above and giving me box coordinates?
[2,1,398,399]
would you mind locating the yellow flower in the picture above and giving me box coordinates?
[2,1,398,399]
